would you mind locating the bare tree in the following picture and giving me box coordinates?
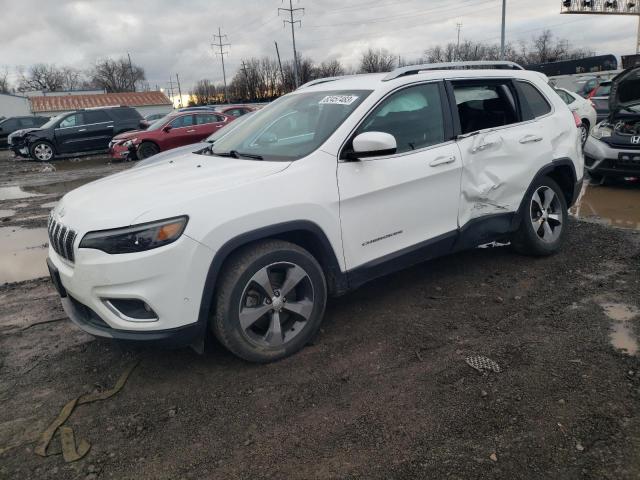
[88,57,145,93]
[191,79,219,105]
[18,64,65,92]
[0,67,10,94]
[316,59,345,78]
[358,48,396,73]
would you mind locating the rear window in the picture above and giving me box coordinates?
[515,81,552,119]
[452,82,518,134]
[594,84,611,96]
[84,110,110,124]
[109,107,142,120]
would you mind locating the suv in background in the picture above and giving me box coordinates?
[47,62,582,363]
[0,116,49,148]
[10,106,142,161]
[109,111,234,160]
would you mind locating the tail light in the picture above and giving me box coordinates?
[573,112,582,127]
[587,87,597,99]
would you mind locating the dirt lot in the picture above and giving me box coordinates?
[1,149,639,479]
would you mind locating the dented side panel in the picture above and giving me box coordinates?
[457,120,554,226]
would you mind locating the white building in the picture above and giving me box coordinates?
[0,93,31,118]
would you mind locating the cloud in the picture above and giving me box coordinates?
[0,0,637,91]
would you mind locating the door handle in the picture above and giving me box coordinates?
[78,129,87,132]
[186,129,196,133]
[519,134,543,144]
[471,136,502,153]
[429,155,456,167]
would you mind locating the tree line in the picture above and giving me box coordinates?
[191,29,595,104]
[0,56,147,94]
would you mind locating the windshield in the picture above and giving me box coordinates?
[212,90,370,161]
[39,114,64,130]
[146,114,175,131]
[205,111,255,143]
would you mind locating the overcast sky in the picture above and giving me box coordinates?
[0,0,637,92]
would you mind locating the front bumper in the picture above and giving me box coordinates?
[109,141,137,161]
[10,141,30,158]
[583,136,640,177]
[49,233,214,345]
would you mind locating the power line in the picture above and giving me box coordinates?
[212,27,230,104]
[278,0,304,88]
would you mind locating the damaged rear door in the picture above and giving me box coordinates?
[449,78,553,227]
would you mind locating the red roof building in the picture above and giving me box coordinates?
[29,91,172,115]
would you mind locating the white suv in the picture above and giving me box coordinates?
[47,61,583,362]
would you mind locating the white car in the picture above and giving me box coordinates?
[554,87,597,145]
[47,61,583,362]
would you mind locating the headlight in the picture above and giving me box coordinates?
[122,138,138,148]
[591,123,613,140]
[79,216,188,254]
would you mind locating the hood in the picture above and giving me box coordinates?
[113,129,145,141]
[609,66,640,114]
[134,142,209,168]
[8,127,40,141]
[56,151,291,230]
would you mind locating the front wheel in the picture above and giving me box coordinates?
[212,240,327,363]
[511,176,568,256]
[30,141,55,162]
[136,141,159,160]
[579,122,589,146]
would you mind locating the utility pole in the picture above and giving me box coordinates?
[278,0,304,88]
[500,0,507,60]
[175,73,183,107]
[274,41,285,86]
[455,23,462,61]
[167,77,175,108]
[127,52,135,92]
[212,27,230,104]
[241,61,250,101]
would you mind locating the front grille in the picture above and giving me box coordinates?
[47,214,77,262]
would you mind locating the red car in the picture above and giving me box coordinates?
[109,111,234,160]
[217,105,255,118]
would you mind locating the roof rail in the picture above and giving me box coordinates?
[382,61,525,81]
[297,76,350,90]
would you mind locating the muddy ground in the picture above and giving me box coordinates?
[0,149,640,479]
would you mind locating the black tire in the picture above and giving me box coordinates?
[137,141,160,160]
[29,141,55,162]
[212,239,327,363]
[579,120,590,146]
[511,176,568,257]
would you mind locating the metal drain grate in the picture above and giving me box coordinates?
[465,355,501,374]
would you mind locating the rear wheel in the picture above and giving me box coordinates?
[212,240,327,363]
[512,176,567,256]
[136,141,159,160]
[30,141,55,162]
[579,120,590,146]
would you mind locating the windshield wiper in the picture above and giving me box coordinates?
[213,150,263,160]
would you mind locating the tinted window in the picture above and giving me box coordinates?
[58,113,83,128]
[554,89,573,105]
[109,107,142,120]
[355,83,445,154]
[516,81,552,118]
[196,114,222,125]
[170,115,194,128]
[84,110,110,124]
[1,119,19,130]
[453,82,518,134]
[19,118,36,127]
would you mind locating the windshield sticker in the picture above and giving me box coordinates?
[319,95,359,105]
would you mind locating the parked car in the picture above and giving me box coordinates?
[217,105,255,118]
[47,61,582,362]
[135,111,256,168]
[109,111,234,160]
[554,87,597,145]
[587,80,612,122]
[584,66,640,181]
[139,112,171,129]
[10,106,142,161]
[178,106,217,112]
[0,116,49,148]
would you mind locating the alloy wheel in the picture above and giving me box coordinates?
[238,262,315,347]
[580,124,588,146]
[34,143,53,161]
[530,186,563,243]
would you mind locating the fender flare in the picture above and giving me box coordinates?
[195,220,346,332]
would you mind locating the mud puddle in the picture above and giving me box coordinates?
[49,156,113,171]
[0,186,43,201]
[0,209,15,218]
[21,177,99,196]
[0,226,49,284]
[572,182,640,230]
[599,301,639,355]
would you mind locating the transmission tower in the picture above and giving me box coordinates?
[212,27,230,103]
[560,0,640,53]
[278,0,304,88]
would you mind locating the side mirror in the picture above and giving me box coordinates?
[350,132,397,159]
[163,125,172,133]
